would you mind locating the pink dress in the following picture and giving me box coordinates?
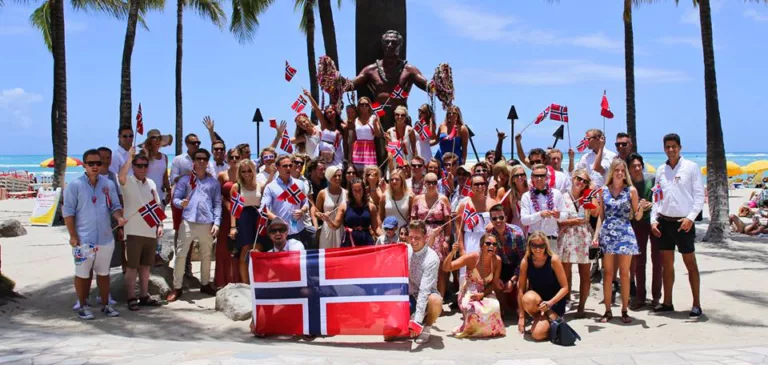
[410,196,451,261]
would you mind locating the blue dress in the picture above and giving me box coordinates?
[435,132,463,165]
[599,187,639,255]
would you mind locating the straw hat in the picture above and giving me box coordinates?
[138,129,173,149]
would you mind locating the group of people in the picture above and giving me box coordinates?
[62,101,706,345]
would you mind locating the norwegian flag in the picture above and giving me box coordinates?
[652,183,664,203]
[231,190,245,218]
[386,141,406,166]
[139,199,167,228]
[285,61,297,82]
[278,183,307,205]
[371,102,386,117]
[577,137,589,152]
[462,204,480,230]
[460,179,473,197]
[413,119,432,141]
[103,187,113,211]
[136,103,144,135]
[581,188,602,210]
[269,119,278,128]
[389,85,409,100]
[534,106,551,124]
[256,205,269,237]
[291,95,308,113]
[601,90,614,119]
[249,245,410,336]
[278,129,294,153]
[189,173,197,190]
[549,104,569,123]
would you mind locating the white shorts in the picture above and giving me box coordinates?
[74,241,115,279]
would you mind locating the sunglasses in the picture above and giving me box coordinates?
[475,168,487,173]
[473,182,487,187]
[85,161,103,167]
[394,113,406,118]
[228,155,240,161]
[531,243,547,250]
[424,180,437,186]
[529,160,543,165]
[444,162,455,167]
[269,228,287,234]
[411,164,423,168]
[491,216,505,222]
[262,155,275,161]
[133,163,148,168]
[187,141,201,146]
[574,176,590,184]
[213,147,225,152]
[513,173,527,179]
[195,157,208,162]
[121,134,134,139]
[532,173,548,179]
[483,241,497,247]
[148,136,160,141]
[359,103,370,107]
[615,142,629,148]
[293,161,304,166]
[346,171,357,175]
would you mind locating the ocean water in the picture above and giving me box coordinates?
[1,152,766,183]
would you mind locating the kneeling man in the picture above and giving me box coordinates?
[407,220,443,344]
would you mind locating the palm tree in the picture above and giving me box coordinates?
[297,0,319,123]
[624,0,638,152]
[317,0,339,68]
[119,0,164,130]
[29,0,128,188]
[174,0,225,155]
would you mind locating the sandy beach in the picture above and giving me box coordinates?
[1,189,768,364]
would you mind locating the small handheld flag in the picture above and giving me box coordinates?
[601,90,614,119]
[390,85,409,100]
[549,104,568,123]
[534,106,551,125]
[136,103,144,135]
[231,191,245,218]
[277,183,307,205]
[581,188,602,210]
[285,61,297,82]
[291,95,308,113]
[279,129,293,153]
[139,199,167,228]
[462,204,480,230]
[256,205,269,236]
[414,119,432,141]
[577,137,589,152]
[269,119,278,128]
[371,102,386,117]
[652,183,664,203]
[386,141,406,166]
[460,179,473,197]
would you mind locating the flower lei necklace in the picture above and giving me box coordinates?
[530,186,555,212]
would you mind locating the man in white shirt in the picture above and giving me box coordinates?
[576,129,617,189]
[650,133,705,317]
[405,220,442,345]
[118,148,164,309]
[209,140,228,176]
[109,125,134,177]
[520,164,567,251]
[267,218,305,252]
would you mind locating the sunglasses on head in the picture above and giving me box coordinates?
[85,161,103,167]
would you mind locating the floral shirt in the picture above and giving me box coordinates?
[492,223,526,277]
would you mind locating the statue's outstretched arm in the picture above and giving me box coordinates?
[346,67,372,91]
[408,64,429,91]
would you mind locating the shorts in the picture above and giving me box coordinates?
[658,218,696,254]
[74,241,115,279]
[126,235,157,268]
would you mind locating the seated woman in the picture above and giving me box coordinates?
[441,233,506,338]
[517,231,569,341]
[730,213,768,236]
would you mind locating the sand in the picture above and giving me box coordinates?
[1,189,767,361]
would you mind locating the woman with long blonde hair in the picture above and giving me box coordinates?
[229,159,268,284]
[378,168,412,237]
[505,164,529,236]
[385,105,417,174]
[364,165,384,206]
[594,158,642,324]
[350,97,383,170]
[435,105,469,164]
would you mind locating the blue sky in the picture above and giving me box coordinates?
[1,0,767,156]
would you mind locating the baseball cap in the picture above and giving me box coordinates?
[382,216,398,230]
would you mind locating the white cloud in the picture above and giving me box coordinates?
[744,9,768,23]
[431,1,622,52]
[0,88,43,127]
[460,60,688,86]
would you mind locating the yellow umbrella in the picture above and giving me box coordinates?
[701,161,744,177]
[743,160,768,175]
[646,164,656,174]
[39,157,83,168]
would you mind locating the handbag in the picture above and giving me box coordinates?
[549,318,581,346]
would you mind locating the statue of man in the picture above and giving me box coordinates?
[346,30,429,131]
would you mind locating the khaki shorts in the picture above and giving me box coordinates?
[126,235,157,268]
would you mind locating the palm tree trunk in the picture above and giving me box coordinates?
[305,1,319,125]
[119,0,141,130]
[354,0,406,101]
[698,0,728,242]
[175,0,184,156]
[317,0,339,68]
[51,0,67,189]
[623,0,637,152]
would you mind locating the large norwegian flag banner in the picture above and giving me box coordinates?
[249,245,410,336]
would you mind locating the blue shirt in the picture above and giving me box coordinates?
[62,174,123,246]
[261,176,309,235]
[173,173,222,225]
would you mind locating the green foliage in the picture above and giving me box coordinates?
[229,0,273,43]
[187,0,226,28]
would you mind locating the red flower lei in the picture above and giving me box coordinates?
[530,186,555,212]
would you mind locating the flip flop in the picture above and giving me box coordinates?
[621,310,633,324]
[599,311,613,323]
[127,298,140,311]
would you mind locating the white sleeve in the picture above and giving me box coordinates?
[520,193,542,226]
[687,163,705,222]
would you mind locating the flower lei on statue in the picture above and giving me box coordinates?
[317,55,352,112]
[530,186,555,213]
[428,63,455,111]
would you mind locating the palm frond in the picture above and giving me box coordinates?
[29,1,52,53]
[71,0,130,19]
[229,0,273,43]
[188,0,226,28]
[295,0,314,35]
[137,0,166,31]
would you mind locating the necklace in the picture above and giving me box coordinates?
[530,186,555,212]
[376,59,406,84]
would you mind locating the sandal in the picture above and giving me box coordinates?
[599,311,613,323]
[127,298,140,311]
[139,296,162,307]
[653,303,675,313]
[621,310,633,323]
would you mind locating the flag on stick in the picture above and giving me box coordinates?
[549,104,568,123]
[136,103,144,135]
[291,95,308,113]
[601,90,614,119]
[139,199,166,228]
[285,61,297,82]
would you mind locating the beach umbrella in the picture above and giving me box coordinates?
[646,164,656,174]
[743,160,768,175]
[701,161,743,177]
[39,157,83,168]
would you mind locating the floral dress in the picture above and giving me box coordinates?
[599,187,639,255]
[557,192,594,264]
[453,259,506,338]
[411,197,451,261]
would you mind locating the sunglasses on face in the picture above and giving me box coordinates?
[359,103,370,107]
[491,216,505,222]
[262,155,275,161]
[213,147,225,152]
[293,161,304,166]
[483,241,497,247]
[411,164,423,169]
[615,142,629,148]
[444,162,455,167]
[121,134,134,139]
[532,173,547,179]
[148,136,160,141]
[195,157,208,162]
[228,155,240,161]
[424,180,438,186]
[133,163,148,169]
[529,160,543,165]
[513,173,527,179]
[346,171,356,175]
[269,228,287,234]
[394,113,406,118]
[574,176,590,184]
[473,182,487,187]
[531,243,547,250]
[475,169,487,174]
[187,141,201,146]
[85,161,103,167]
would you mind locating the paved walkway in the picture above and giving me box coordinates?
[1,327,767,365]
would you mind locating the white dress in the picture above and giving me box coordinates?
[319,187,347,249]
[384,191,410,229]
[460,210,490,281]
[414,124,433,163]
[319,129,344,168]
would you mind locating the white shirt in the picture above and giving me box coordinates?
[407,244,440,324]
[268,239,305,252]
[256,170,273,185]
[576,148,617,188]
[110,145,133,177]
[208,160,228,176]
[520,189,567,237]
[120,175,161,238]
[170,153,213,183]
[650,156,705,222]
